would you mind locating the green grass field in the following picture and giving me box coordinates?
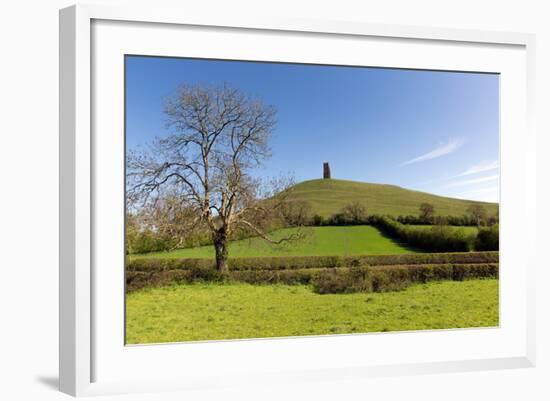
[285,179,498,218]
[126,279,499,343]
[129,225,420,260]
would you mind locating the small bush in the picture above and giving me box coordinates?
[341,202,368,224]
[312,267,372,294]
[475,224,499,251]
[126,229,175,254]
[369,269,411,292]
[312,214,325,226]
[187,265,224,282]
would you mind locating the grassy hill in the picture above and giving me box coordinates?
[285,179,498,218]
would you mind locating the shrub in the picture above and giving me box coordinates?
[325,212,353,226]
[475,224,499,251]
[369,269,411,292]
[187,265,224,282]
[419,203,435,224]
[467,204,489,226]
[312,267,372,294]
[312,214,325,226]
[341,202,368,224]
[126,228,175,254]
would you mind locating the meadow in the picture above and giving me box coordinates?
[123,73,500,344]
[126,279,499,343]
[129,225,419,260]
[125,180,498,343]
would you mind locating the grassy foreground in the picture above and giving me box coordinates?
[126,279,498,344]
[130,225,418,260]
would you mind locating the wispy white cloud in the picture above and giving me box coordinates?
[470,186,499,194]
[445,174,499,188]
[455,160,499,177]
[450,186,500,203]
[400,138,464,166]
[410,159,499,189]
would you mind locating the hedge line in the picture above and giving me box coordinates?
[311,263,498,294]
[126,263,498,292]
[126,251,498,273]
[370,216,477,252]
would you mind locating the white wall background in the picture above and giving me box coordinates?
[0,0,547,400]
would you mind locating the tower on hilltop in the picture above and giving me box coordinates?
[323,162,331,179]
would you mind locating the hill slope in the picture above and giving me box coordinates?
[285,179,498,218]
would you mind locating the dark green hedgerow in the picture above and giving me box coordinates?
[370,215,475,252]
[126,263,498,292]
[370,215,500,252]
[475,225,499,251]
[126,251,498,272]
[311,267,374,294]
[311,263,498,294]
[127,258,215,272]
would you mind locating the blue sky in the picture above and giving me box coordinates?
[126,56,499,203]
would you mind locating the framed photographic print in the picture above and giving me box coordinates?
[59,4,536,397]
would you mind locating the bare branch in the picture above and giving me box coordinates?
[127,83,305,272]
[237,219,306,245]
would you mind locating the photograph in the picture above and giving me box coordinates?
[124,55,500,344]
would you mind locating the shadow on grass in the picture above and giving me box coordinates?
[371,225,425,254]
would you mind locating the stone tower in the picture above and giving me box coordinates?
[323,162,331,179]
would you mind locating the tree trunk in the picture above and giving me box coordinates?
[213,229,229,274]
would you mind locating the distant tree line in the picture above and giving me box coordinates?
[395,203,498,226]
[126,196,499,254]
[311,202,498,228]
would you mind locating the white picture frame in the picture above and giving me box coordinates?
[59,4,536,397]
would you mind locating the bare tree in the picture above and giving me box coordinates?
[341,201,367,223]
[467,204,488,226]
[139,190,209,250]
[419,202,435,223]
[279,200,312,227]
[127,84,301,273]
